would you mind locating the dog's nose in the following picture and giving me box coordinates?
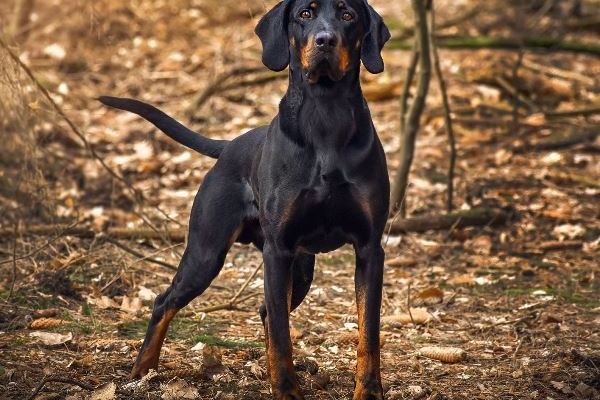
[315,31,337,50]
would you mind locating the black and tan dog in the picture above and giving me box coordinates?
[99,0,390,398]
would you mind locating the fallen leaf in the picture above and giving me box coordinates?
[202,344,222,368]
[120,296,143,314]
[89,382,117,400]
[30,331,73,346]
[382,308,432,327]
[249,361,266,379]
[290,327,304,341]
[160,378,199,400]
[447,274,476,286]
[385,256,419,268]
[552,224,586,240]
[138,286,158,301]
[465,235,492,255]
[91,296,120,310]
[412,288,444,306]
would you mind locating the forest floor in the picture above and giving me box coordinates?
[1,0,599,399]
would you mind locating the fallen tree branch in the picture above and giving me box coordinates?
[511,129,599,153]
[386,207,510,234]
[388,35,600,56]
[0,225,186,242]
[544,106,600,118]
[27,375,95,400]
[521,58,595,86]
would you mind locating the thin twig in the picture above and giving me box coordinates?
[102,235,178,271]
[185,66,263,119]
[8,223,18,300]
[27,375,95,400]
[230,262,263,304]
[407,282,416,326]
[399,44,420,138]
[511,50,525,132]
[189,262,264,315]
[521,58,595,86]
[0,220,79,266]
[196,292,261,314]
[429,0,456,212]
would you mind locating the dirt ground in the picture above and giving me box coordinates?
[1,0,599,399]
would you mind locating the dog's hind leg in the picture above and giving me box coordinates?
[130,172,248,378]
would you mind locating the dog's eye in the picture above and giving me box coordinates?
[300,10,312,19]
[341,11,353,21]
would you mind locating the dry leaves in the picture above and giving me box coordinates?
[160,379,199,400]
[382,308,433,327]
[30,331,73,346]
[412,288,444,306]
[89,382,117,400]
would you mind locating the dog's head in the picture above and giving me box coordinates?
[256,0,390,84]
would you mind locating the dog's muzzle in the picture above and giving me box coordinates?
[302,31,349,84]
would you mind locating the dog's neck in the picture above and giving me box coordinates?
[278,64,373,149]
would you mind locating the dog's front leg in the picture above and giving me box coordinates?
[353,243,385,400]
[263,243,303,400]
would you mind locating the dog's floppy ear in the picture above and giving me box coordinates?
[360,3,391,74]
[255,1,291,72]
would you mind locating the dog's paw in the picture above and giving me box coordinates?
[353,383,384,400]
[280,394,304,400]
[353,393,384,400]
[275,390,304,400]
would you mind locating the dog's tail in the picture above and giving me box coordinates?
[97,96,229,159]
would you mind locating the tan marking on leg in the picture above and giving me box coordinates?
[290,37,295,48]
[265,319,301,398]
[131,309,176,377]
[355,39,361,50]
[354,288,381,400]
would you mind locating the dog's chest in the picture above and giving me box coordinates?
[279,172,371,253]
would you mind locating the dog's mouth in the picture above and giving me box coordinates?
[303,50,349,85]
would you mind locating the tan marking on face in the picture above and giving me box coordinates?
[301,36,315,70]
[310,1,318,9]
[337,1,345,8]
[338,46,350,74]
